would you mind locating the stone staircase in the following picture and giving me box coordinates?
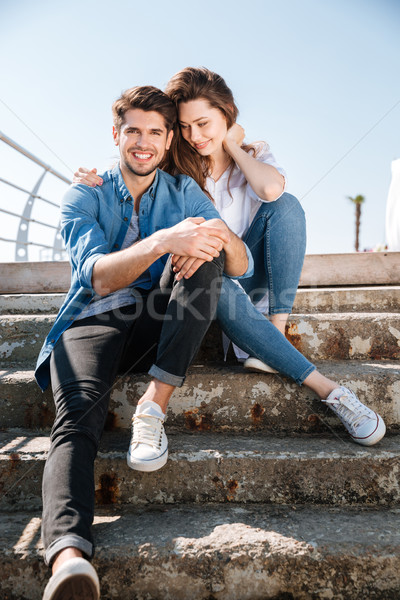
[0,254,400,599]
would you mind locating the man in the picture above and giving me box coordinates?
[35,86,251,599]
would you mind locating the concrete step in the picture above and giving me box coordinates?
[1,286,400,315]
[0,430,398,511]
[1,504,400,599]
[1,312,400,366]
[294,285,400,313]
[3,252,400,294]
[1,362,399,433]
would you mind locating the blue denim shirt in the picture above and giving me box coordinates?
[35,165,253,390]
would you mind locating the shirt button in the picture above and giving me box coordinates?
[120,199,123,204]
[124,217,128,222]
[114,243,119,249]
[50,339,55,344]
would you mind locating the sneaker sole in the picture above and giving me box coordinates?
[43,558,99,600]
[126,448,168,472]
[351,414,386,446]
[45,576,99,600]
[243,357,278,374]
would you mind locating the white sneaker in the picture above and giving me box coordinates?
[243,357,278,374]
[322,386,386,446]
[127,400,168,472]
[43,557,99,600]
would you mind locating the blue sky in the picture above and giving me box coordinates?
[1,0,399,261]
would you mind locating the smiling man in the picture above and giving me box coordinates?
[35,86,251,600]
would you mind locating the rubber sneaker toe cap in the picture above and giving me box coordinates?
[351,414,386,446]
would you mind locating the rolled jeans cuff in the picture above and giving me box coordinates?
[45,534,93,566]
[296,364,317,386]
[148,364,185,388]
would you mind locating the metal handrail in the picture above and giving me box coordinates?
[0,132,70,184]
[0,236,56,250]
[0,207,59,229]
[0,131,71,261]
[0,177,59,208]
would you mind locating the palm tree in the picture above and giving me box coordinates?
[347,194,365,252]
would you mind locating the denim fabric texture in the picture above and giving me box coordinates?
[241,193,307,313]
[216,192,315,384]
[217,277,315,385]
[35,165,253,391]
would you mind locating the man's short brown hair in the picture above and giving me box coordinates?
[112,86,177,133]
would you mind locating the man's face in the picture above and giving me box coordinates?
[113,108,173,178]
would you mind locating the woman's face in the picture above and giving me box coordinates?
[178,99,228,157]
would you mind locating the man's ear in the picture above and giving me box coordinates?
[112,126,119,146]
[166,129,174,150]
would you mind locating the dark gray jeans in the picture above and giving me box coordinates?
[42,254,224,566]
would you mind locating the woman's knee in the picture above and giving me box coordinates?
[275,193,305,221]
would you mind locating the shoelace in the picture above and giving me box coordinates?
[325,393,373,432]
[131,414,163,449]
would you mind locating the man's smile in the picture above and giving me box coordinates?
[130,150,154,162]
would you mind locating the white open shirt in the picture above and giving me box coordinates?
[205,141,286,238]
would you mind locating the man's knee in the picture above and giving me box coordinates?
[189,249,225,286]
[51,378,110,445]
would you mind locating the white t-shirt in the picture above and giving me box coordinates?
[205,142,286,361]
[205,142,286,239]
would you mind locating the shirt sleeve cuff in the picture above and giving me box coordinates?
[225,242,254,280]
[79,252,105,291]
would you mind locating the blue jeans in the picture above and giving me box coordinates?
[241,192,307,313]
[216,193,315,385]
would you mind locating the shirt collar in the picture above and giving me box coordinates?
[112,164,160,202]
[147,168,159,200]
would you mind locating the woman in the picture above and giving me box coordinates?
[74,67,385,446]
[164,67,304,372]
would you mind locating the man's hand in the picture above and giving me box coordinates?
[154,217,229,263]
[170,219,231,280]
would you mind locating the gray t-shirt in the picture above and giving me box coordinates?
[75,212,151,320]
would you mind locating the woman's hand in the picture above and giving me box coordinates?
[73,167,103,187]
[171,255,206,281]
[223,123,245,151]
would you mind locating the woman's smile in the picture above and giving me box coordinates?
[194,139,211,150]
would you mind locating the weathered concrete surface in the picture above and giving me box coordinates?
[1,286,399,315]
[2,252,400,293]
[1,505,400,599]
[2,312,400,365]
[293,286,400,313]
[0,314,54,364]
[0,431,398,511]
[0,293,65,314]
[1,361,399,433]
[284,313,400,362]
